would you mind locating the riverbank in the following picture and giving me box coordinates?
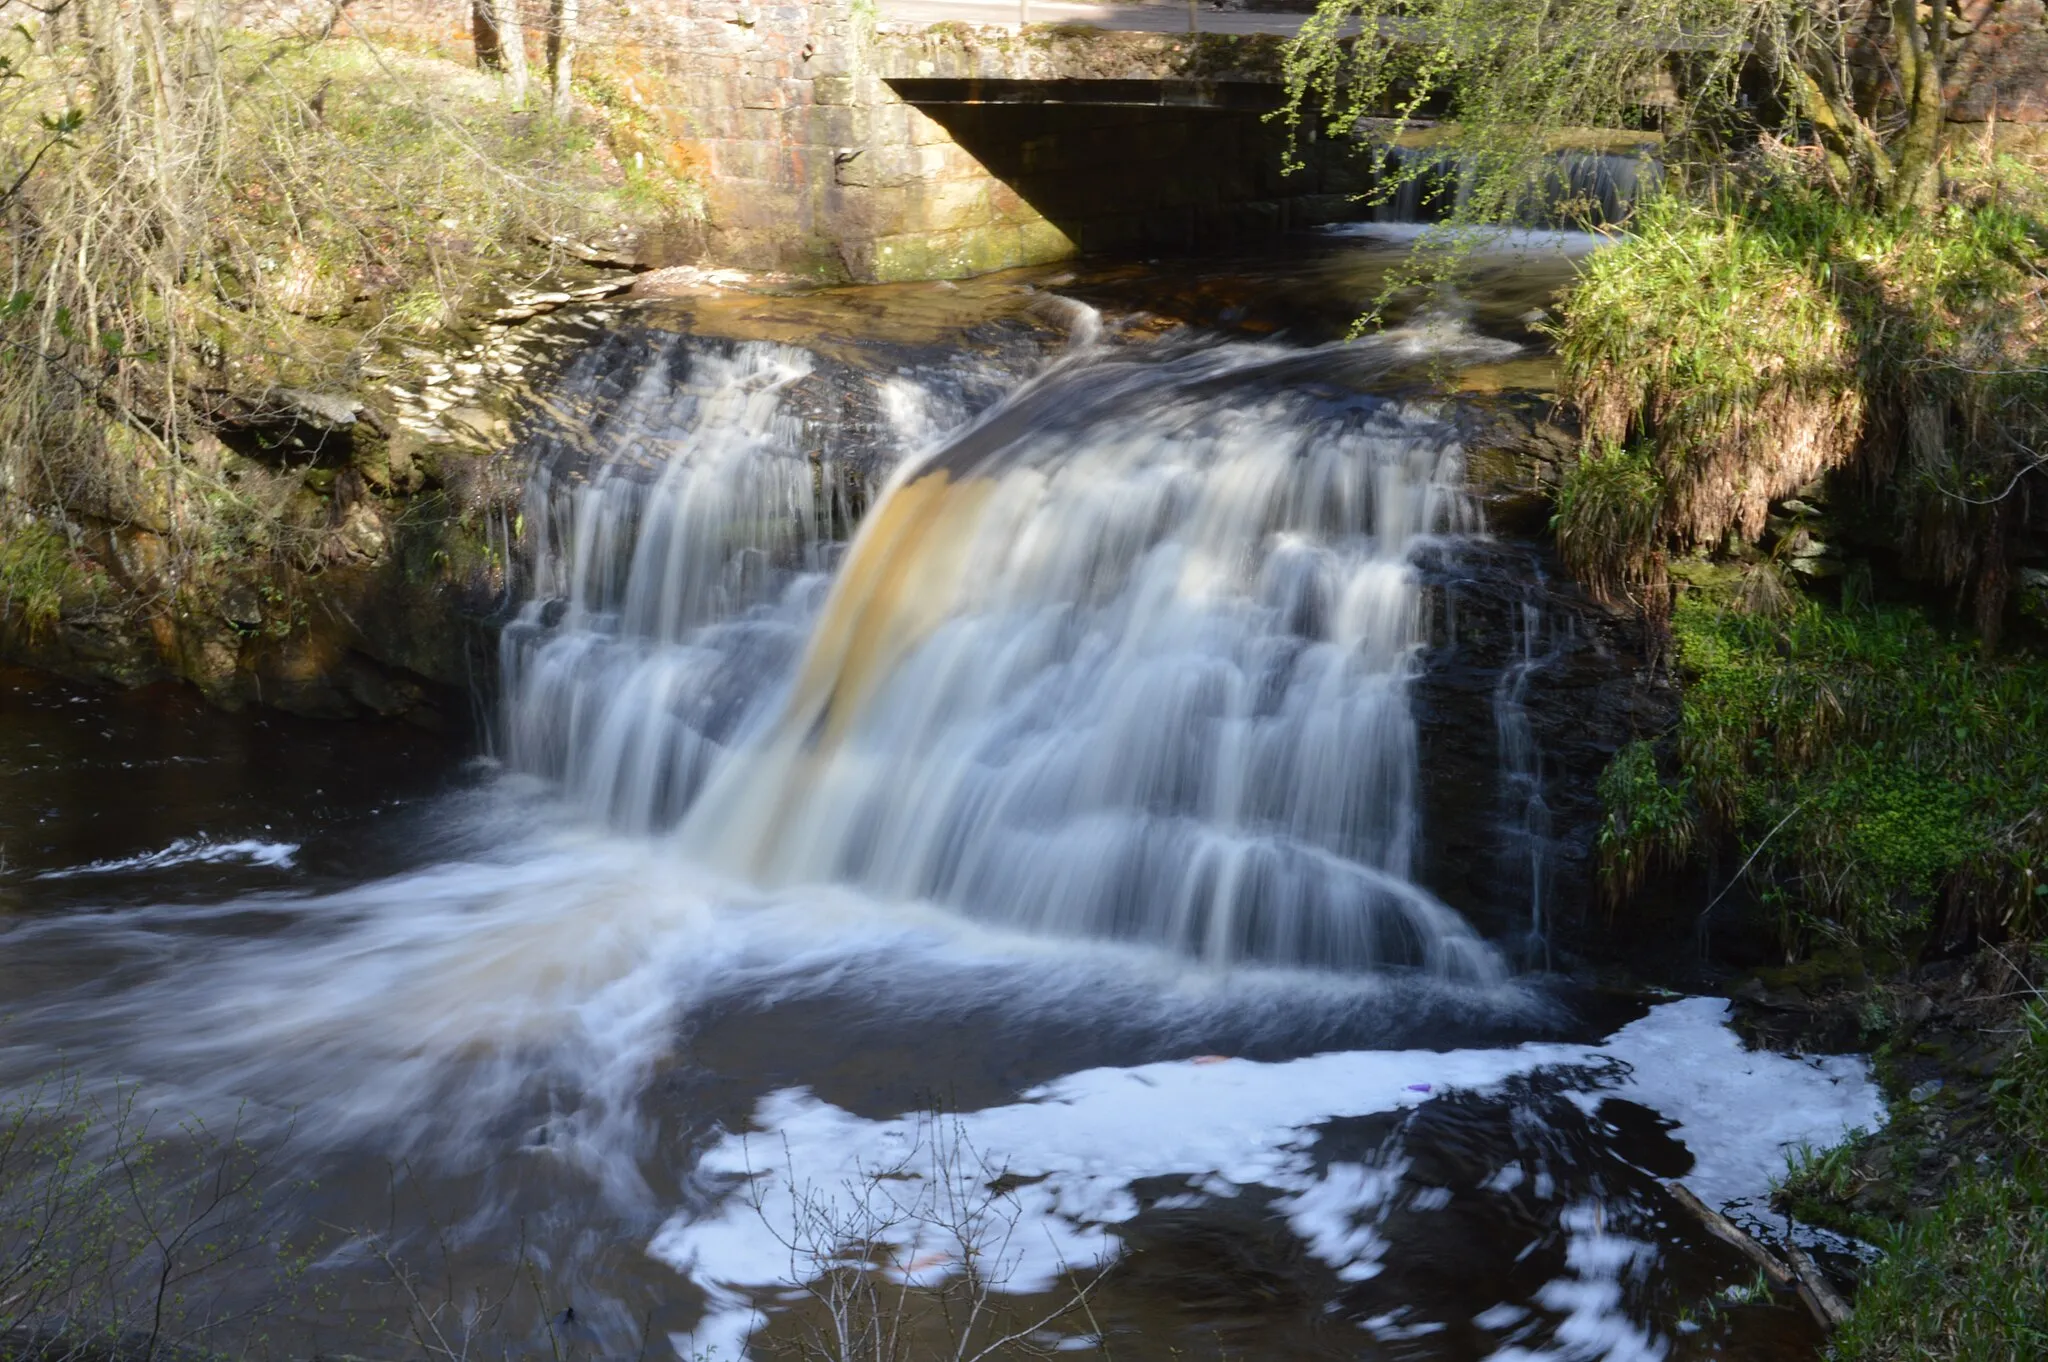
[0,26,700,722]
[1551,147,2048,1356]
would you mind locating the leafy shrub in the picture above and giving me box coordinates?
[1604,584,2048,949]
[1,1075,298,1362]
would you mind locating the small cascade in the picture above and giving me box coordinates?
[1372,147,1655,228]
[505,321,1519,980]
[500,334,973,831]
[1492,595,1559,962]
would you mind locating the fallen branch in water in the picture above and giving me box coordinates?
[1785,1240,1852,1328]
[1664,1179,1850,1332]
[1665,1180,1792,1285]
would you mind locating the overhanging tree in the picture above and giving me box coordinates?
[1281,0,2007,215]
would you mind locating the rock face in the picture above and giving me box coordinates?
[1936,0,2048,125]
[0,313,603,726]
[1411,534,1678,952]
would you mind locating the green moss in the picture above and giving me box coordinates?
[1661,585,2048,949]
[0,518,100,638]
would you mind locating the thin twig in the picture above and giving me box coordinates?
[1700,799,1812,924]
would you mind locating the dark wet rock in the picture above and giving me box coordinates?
[1411,528,1678,953]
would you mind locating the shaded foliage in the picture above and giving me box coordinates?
[1594,738,1695,905]
[1628,580,2048,951]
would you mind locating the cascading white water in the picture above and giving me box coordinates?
[1494,595,1557,962]
[503,326,1514,979]
[1370,147,1657,228]
[500,339,960,831]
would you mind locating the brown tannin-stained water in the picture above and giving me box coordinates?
[1,229,1874,1362]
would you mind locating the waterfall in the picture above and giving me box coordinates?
[1492,596,1557,963]
[504,325,1515,980]
[500,334,966,831]
[1372,148,1655,228]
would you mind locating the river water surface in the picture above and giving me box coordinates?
[1,230,1880,1362]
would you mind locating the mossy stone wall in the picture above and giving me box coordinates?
[314,0,1362,281]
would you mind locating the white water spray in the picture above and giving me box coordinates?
[504,329,1518,978]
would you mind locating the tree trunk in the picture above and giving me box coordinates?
[547,0,577,119]
[472,0,529,105]
[1888,0,1947,212]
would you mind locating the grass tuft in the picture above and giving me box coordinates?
[1552,440,1665,611]
[1554,157,2048,640]
[1594,738,1695,905]
[1828,1167,2048,1361]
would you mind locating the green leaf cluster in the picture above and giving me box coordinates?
[1594,738,1695,902]
[1657,584,2048,948]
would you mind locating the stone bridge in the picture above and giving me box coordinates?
[611,1,1351,281]
[330,0,1361,280]
[345,0,2048,284]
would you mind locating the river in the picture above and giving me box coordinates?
[0,228,1880,1362]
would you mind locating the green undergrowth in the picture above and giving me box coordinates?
[1829,1164,2048,1360]
[1554,154,2048,635]
[1601,573,2048,950]
[0,18,691,658]
[1784,993,2048,1360]
[151,37,665,377]
[0,517,102,640]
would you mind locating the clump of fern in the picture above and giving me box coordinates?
[1552,439,1666,612]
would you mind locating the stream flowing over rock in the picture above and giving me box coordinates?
[498,278,1670,956]
[6,244,1868,1362]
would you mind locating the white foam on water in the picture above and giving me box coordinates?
[651,998,1882,1361]
[34,836,300,880]
[0,820,1534,1192]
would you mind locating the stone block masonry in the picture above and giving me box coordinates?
[304,0,1362,281]
[601,4,1362,281]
